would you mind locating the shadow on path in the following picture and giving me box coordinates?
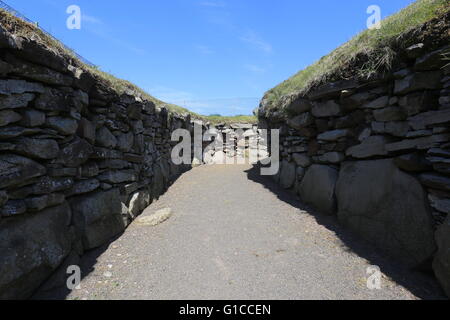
[244,162,446,300]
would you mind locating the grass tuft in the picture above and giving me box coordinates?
[262,0,449,112]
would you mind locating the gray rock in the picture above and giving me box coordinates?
[34,88,84,113]
[399,91,438,117]
[58,138,93,167]
[394,153,431,172]
[0,200,26,217]
[0,190,7,207]
[0,110,21,126]
[0,93,35,110]
[433,216,450,297]
[77,118,96,144]
[285,98,312,115]
[287,113,314,130]
[415,47,450,71]
[0,79,44,95]
[15,137,59,160]
[27,176,74,195]
[24,193,65,212]
[346,136,388,159]
[98,170,137,184]
[312,100,342,117]
[428,194,450,214]
[292,153,311,167]
[384,122,410,137]
[0,203,72,299]
[308,80,358,100]
[419,173,450,192]
[0,154,46,189]
[96,127,117,148]
[408,109,450,130]
[128,190,151,218]
[299,165,338,215]
[116,131,135,152]
[394,71,442,95]
[46,117,78,136]
[373,107,406,122]
[279,161,296,189]
[0,126,41,139]
[317,129,349,142]
[316,152,345,164]
[152,163,166,199]
[66,179,100,197]
[336,159,436,267]
[20,109,45,127]
[386,134,450,152]
[69,189,125,250]
[362,96,389,109]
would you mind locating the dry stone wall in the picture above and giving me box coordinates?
[258,42,450,296]
[0,26,201,299]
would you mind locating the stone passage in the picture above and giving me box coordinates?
[258,13,450,296]
[47,165,443,300]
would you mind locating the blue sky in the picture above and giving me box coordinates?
[6,0,415,116]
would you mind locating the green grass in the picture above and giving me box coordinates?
[0,9,257,125]
[262,0,449,112]
[204,115,258,125]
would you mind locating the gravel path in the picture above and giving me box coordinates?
[62,164,443,300]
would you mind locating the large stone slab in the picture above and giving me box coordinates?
[0,154,46,189]
[0,202,72,299]
[336,159,436,267]
[433,216,450,297]
[69,189,125,250]
[279,161,296,189]
[299,165,338,215]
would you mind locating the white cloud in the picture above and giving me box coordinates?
[240,30,273,54]
[198,1,226,8]
[244,64,266,74]
[82,14,103,25]
[195,45,214,55]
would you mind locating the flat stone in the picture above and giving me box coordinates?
[0,93,35,110]
[428,194,450,214]
[337,159,436,267]
[299,165,338,215]
[0,154,46,189]
[362,96,389,109]
[316,152,345,164]
[135,208,172,226]
[287,112,314,130]
[0,79,44,95]
[24,193,65,212]
[0,110,21,126]
[98,170,137,184]
[394,153,431,172]
[20,109,45,127]
[346,136,387,159]
[65,179,100,197]
[15,137,59,160]
[0,200,26,217]
[373,107,407,122]
[312,100,342,117]
[419,173,450,192]
[317,129,349,142]
[0,126,40,139]
[285,98,312,115]
[386,134,450,152]
[408,109,450,130]
[415,46,450,71]
[394,71,442,95]
[76,118,95,144]
[308,80,358,100]
[116,131,134,152]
